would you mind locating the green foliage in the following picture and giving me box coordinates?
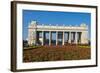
[78,45,90,48]
[29,45,42,49]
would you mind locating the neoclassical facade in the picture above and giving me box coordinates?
[28,21,88,46]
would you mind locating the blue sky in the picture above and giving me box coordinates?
[23,10,91,40]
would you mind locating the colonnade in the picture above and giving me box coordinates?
[37,31,81,46]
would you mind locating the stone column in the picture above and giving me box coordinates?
[28,29,37,46]
[80,24,88,44]
[56,31,58,45]
[75,32,78,44]
[28,21,37,46]
[49,31,51,46]
[42,31,44,46]
[62,31,65,45]
[34,31,37,45]
[81,31,88,44]
[68,32,71,43]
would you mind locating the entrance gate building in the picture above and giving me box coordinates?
[28,21,88,46]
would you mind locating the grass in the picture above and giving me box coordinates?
[23,45,91,62]
[29,45,42,49]
[24,45,43,49]
[78,45,90,48]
